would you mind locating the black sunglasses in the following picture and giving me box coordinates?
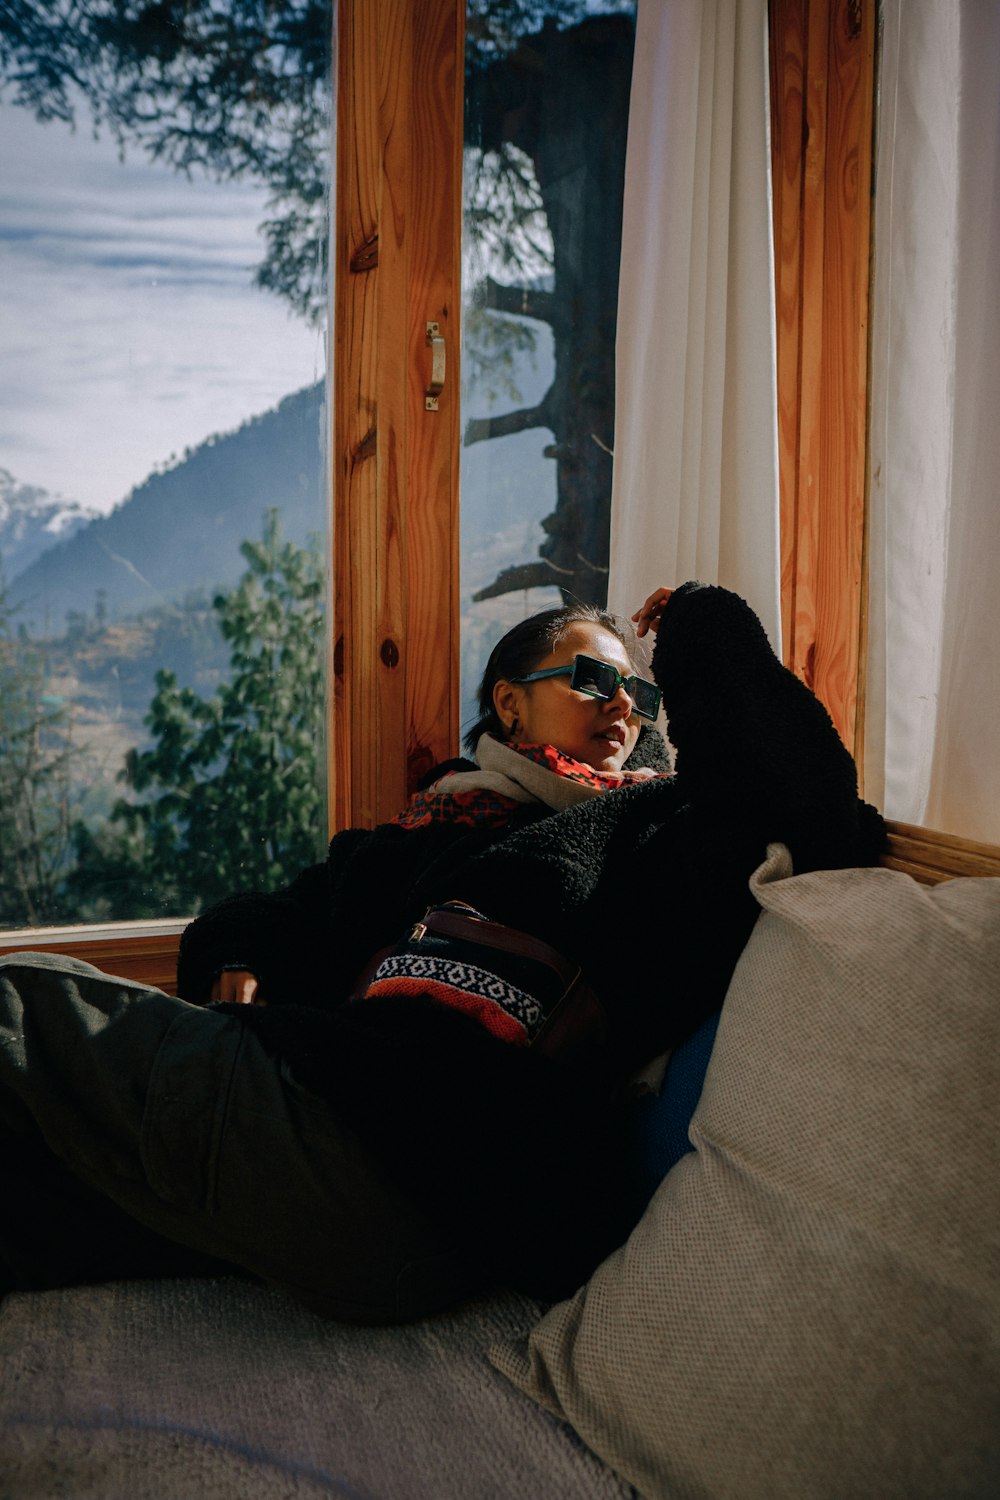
[511,653,662,721]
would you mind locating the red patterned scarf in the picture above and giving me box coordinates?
[392,737,668,830]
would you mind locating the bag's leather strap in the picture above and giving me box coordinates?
[417,904,608,1063]
[413,907,581,994]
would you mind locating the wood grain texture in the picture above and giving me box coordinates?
[770,0,808,659]
[404,2,462,794]
[769,0,874,760]
[333,0,463,830]
[0,928,183,994]
[881,822,1000,886]
[817,0,872,750]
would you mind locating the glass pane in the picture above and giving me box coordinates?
[0,1,331,929]
[460,0,637,738]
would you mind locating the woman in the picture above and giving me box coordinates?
[176,596,671,1015]
[0,583,884,1320]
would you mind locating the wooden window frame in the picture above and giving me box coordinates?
[2,0,994,984]
[769,0,874,762]
[769,0,999,883]
[0,921,185,993]
[0,0,465,987]
[332,0,464,832]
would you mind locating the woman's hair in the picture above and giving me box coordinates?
[464,602,633,753]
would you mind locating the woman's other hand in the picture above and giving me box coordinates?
[210,969,265,1005]
[631,586,674,638]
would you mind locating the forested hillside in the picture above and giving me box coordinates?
[7,383,326,634]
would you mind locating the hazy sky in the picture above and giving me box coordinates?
[0,102,326,516]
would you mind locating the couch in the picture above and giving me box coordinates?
[2,845,998,1499]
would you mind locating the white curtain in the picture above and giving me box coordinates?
[865,0,1000,843]
[607,0,780,650]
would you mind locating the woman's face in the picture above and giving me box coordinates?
[494,622,643,772]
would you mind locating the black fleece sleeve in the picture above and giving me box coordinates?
[176,810,544,1008]
[653,581,886,870]
[176,828,372,1005]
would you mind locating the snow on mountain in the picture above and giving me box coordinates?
[0,469,98,585]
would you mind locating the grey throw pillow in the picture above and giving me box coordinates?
[493,845,1000,1500]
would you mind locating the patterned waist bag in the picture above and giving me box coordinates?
[357,901,608,1066]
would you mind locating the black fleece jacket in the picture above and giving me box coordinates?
[176,724,671,1008]
[177,583,886,1301]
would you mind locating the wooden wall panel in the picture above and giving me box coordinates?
[333,0,463,830]
[770,0,874,761]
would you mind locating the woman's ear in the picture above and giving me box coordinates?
[492,679,523,738]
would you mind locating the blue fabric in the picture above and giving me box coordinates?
[619,1009,721,1218]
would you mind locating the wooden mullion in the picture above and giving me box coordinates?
[404,0,463,789]
[333,0,463,830]
[770,0,808,659]
[795,0,829,693]
[816,0,873,756]
[372,0,411,825]
[334,0,389,830]
[769,0,874,755]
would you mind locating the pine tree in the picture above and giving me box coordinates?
[67,513,328,918]
[0,579,79,927]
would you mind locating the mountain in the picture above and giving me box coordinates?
[7,384,328,635]
[0,470,97,585]
[9,379,563,643]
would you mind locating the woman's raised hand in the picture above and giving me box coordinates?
[631,586,674,638]
[210,969,265,1006]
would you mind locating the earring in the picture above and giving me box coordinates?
[509,716,520,737]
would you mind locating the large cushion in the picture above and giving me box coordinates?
[494,846,1000,1499]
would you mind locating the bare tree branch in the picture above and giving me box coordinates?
[472,558,573,601]
[463,385,555,446]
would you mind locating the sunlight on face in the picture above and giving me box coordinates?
[505,622,643,772]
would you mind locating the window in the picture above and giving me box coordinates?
[332,0,638,831]
[0,1,332,942]
[6,0,992,975]
[459,3,637,735]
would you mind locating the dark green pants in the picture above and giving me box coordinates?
[0,952,473,1322]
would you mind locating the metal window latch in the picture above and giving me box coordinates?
[425,321,445,411]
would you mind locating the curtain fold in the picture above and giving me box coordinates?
[865,0,1000,843]
[607,0,780,650]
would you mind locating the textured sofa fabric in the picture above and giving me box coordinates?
[494,846,1000,1500]
[0,1278,637,1500]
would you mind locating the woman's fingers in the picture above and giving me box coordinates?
[209,969,263,1005]
[237,973,262,1005]
[631,586,674,637]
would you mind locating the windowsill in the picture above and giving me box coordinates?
[882,821,1000,884]
[0,918,190,948]
[0,921,187,993]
